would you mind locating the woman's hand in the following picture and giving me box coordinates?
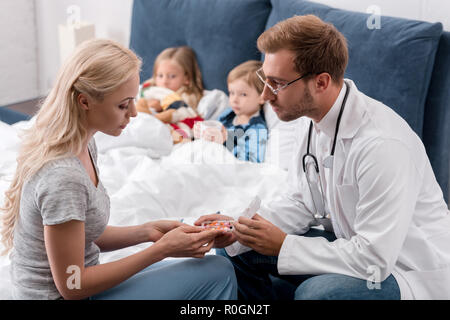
[194,214,237,248]
[143,220,183,242]
[156,225,224,258]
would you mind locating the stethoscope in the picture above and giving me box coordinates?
[301,81,350,219]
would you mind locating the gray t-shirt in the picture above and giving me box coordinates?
[11,139,110,300]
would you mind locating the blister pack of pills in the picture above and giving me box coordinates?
[201,196,261,232]
[201,220,233,232]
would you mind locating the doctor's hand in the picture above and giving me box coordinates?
[194,213,237,248]
[233,214,287,256]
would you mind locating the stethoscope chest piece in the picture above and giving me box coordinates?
[314,213,331,219]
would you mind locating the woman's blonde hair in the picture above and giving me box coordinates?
[152,46,204,108]
[0,39,141,255]
[227,60,264,95]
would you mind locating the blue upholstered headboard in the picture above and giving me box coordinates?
[129,0,272,93]
[423,31,450,202]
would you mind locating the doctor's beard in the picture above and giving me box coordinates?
[272,84,316,122]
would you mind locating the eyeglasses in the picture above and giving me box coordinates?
[256,68,312,95]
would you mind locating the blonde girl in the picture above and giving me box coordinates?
[152,46,203,108]
[137,46,205,142]
[0,39,236,300]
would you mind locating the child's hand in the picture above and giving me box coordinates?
[194,123,227,144]
[148,99,162,112]
[155,109,175,123]
[203,127,225,143]
[136,98,151,114]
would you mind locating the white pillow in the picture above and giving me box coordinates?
[0,121,21,151]
[197,89,229,120]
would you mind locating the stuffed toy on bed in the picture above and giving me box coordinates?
[136,79,203,144]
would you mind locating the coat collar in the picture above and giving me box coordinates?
[309,80,366,141]
[315,82,347,138]
[331,80,368,184]
[336,80,367,141]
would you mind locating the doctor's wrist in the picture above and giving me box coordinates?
[274,232,288,256]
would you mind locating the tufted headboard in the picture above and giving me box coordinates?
[129,0,272,93]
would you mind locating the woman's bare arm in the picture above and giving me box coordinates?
[94,225,151,252]
[94,220,184,252]
[44,220,221,300]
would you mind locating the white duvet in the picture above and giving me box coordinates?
[0,112,292,300]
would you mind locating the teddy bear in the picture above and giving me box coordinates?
[136,79,203,144]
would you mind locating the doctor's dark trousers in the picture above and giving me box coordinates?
[216,228,401,300]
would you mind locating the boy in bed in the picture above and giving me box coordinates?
[195,60,268,163]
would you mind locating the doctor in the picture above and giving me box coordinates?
[196,14,450,300]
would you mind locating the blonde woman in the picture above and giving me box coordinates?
[0,39,237,300]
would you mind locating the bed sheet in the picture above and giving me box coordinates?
[0,115,288,300]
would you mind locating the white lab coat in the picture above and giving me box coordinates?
[226,80,450,300]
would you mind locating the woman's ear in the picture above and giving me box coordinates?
[78,93,90,111]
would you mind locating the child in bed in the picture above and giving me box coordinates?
[136,46,204,143]
[195,60,268,163]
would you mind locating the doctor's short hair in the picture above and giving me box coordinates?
[257,15,349,83]
[227,60,264,95]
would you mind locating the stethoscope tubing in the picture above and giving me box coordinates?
[302,81,350,173]
[301,81,350,219]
